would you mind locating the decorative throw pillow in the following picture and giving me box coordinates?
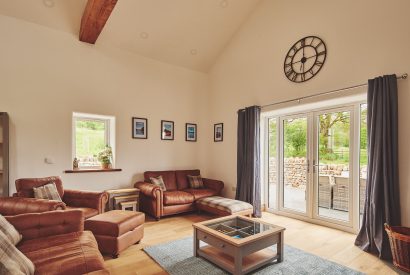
[0,230,35,275]
[188,175,204,189]
[0,215,21,246]
[150,176,167,191]
[33,182,62,202]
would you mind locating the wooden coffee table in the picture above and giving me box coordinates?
[193,215,285,275]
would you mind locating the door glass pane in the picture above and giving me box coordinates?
[317,111,350,221]
[359,104,368,225]
[283,117,307,213]
[268,118,278,209]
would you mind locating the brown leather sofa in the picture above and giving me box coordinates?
[5,210,109,275]
[14,176,108,219]
[134,169,224,220]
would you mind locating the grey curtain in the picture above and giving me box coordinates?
[236,106,261,217]
[355,74,401,260]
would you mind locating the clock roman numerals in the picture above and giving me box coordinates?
[285,69,294,78]
[284,36,326,83]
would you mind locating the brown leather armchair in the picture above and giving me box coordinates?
[0,197,66,215]
[6,210,108,274]
[14,176,108,219]
[135,169,224,220]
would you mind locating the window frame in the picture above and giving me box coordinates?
[72,112,116,169]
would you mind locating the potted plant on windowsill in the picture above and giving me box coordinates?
[98,145,113,169]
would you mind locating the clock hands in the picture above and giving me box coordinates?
[292,54,316,65]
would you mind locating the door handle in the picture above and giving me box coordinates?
[312,160,321,173]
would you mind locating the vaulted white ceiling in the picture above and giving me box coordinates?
[0,0,261,72]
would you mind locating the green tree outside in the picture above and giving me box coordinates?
[268,105,368,166]
[75,120,106,159]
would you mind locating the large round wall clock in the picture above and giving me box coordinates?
[284,36,327,83]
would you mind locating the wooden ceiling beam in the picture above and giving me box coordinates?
[79,0,118,44]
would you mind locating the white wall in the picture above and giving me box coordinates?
[0,15,210,194]
[207,0,410,226]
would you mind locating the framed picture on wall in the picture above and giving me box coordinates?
[161,120,174,140]
[214,123,223,142]
[185,123,197,142]
[132,117,148,139]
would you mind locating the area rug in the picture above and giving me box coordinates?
[143,237,363,275]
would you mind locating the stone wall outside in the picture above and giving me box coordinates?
[268,157,362,188]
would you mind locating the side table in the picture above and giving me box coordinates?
[105,188,140,211]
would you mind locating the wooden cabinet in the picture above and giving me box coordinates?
[0,113,9,197]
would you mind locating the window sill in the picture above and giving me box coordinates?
[64,168,122,173]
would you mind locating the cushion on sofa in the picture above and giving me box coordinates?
[18,231,105,275]
[66,206,99,219]
[183,188,218,200]
[187,175,204,189]
[0,230,35,275]
[175,170,200,190]
[163,191,194,206]
[149,176,167,191]
[145,171,177,191]
[0,214,22,245]
[33,182,62,202]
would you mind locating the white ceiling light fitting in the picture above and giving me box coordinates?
[140,32,149,39]
[42,0,55,8]
[219,0,228,8]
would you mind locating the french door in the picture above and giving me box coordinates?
[266,104,363,232]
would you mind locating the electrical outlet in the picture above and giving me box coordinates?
[231,186,237,192]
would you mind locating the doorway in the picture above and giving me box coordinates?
[266,102,367,232]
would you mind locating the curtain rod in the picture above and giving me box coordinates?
[261,73,408,109]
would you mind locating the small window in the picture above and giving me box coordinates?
[73,113,115,169]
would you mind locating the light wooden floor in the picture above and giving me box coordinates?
[104,212,401,275]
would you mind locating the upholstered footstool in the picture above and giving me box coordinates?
[196,196,253,217]
[84,210,144,258]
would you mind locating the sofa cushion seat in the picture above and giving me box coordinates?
[163,191,194,206]
[66,206,98,219]
[183,188,218,200]
[18,231,105,275]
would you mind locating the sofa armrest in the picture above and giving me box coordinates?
[203,178,224,194]
[5,210,84,241]
[0,197,66,216]
[134,182,162,198]
[63,190,108,214]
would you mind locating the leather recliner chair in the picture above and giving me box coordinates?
[14,176,108,219]
[5,209,109,274]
